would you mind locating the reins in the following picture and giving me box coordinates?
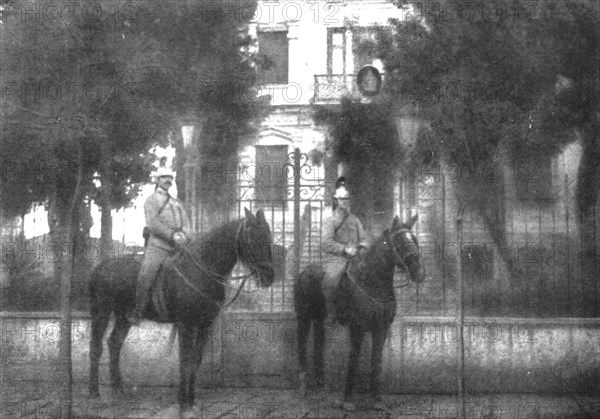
[345,228,417,303]
[343,260,385,309]
[170,219,258,309]
[181,220,256,283]
[172,262,249,310]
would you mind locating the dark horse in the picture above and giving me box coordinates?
[294,214,424,411]
[89,209,274,419]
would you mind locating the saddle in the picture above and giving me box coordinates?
[334,253,391,325]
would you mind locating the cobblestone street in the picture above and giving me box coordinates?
[2,379,599,418]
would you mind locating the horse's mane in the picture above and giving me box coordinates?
[188,219,241,250]
[347,232,391,281]
[188,219,243,255]
[351,225,416,282]
[364,232,389,263]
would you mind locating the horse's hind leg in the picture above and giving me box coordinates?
[188,325,210,408]
[89,305,111,398]
[313,317,326,387]
[343,326,365,409]
[108,315,131,393]
[370,327,387,407]
[178,323,198,415]
[296,314,311,396]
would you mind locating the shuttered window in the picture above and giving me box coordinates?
[255,145,288,208]
[257,31,289,84]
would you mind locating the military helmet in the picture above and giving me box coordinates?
[333,185,350,199]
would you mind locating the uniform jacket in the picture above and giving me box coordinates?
[322,208,367,278]
[145,188,191,252]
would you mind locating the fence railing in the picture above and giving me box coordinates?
[396,170,600,319]
[226,159,600,319]
[2,153,599,319]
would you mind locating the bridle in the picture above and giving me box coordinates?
[343,227,420,307]
[171,219,271,309]
[384,228,420,288]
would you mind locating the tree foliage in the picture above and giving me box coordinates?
[0,0,265,220]
[377,0,599,281]
[0,0,265,313]
[384,0,599,192]
[313,99,404,231]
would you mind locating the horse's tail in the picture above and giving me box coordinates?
[293,263,326,318]
[89,259,117,317]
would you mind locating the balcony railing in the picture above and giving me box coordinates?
[312,73,385,104]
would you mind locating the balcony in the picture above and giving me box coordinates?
[312,73,386,104]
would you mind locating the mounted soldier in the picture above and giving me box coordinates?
[322,177,368,316]
[128,167,191,325]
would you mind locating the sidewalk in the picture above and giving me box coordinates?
[2,383,599,418]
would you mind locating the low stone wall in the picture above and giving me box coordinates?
[2,312,600,394]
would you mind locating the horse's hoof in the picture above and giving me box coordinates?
[342,401,356,411]
[299,381,307,397]
[298,372,307,397]
[180,408,197,419]
[111,386,125,396]
[373,400,389,411]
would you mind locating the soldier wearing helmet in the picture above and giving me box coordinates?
[128,166,191,325]
[322,177,368,315]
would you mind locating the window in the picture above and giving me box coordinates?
[327,28,346,74]
[515,155,554,201]
[257,31,288,84]
[255,145,288,208]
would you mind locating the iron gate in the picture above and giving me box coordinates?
[186,148,329,313]
[185,148,600,318]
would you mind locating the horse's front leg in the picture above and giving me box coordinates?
[89,306,111,398]
[296,313,311,396]
[343,326,365,411]
[178,323,195,414]
[188,326,210,407]
[313,317,326,388]
[108,316,132,394]
[370,326,389,410]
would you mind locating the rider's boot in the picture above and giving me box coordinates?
[323,286,337,327]
[128,283,150,325]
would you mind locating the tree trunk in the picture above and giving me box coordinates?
[99,181,113,263]
[72,199,93,309]
[457,173,515,313]
[58,142,84,419]
[198,157,237,229]
[348,157,375,233]
[172,127,187,202]
[48,190,74,302]
[576,130,600,316]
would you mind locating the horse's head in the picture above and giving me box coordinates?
[239,208,275,288]
[383,214,425,284]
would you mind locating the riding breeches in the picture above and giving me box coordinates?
[322,255,348,300]
[135,245,170,310]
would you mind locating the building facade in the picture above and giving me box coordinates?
[209,0,594,318]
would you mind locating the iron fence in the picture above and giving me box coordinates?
[1,150,599,319]
[208,151,600,319]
